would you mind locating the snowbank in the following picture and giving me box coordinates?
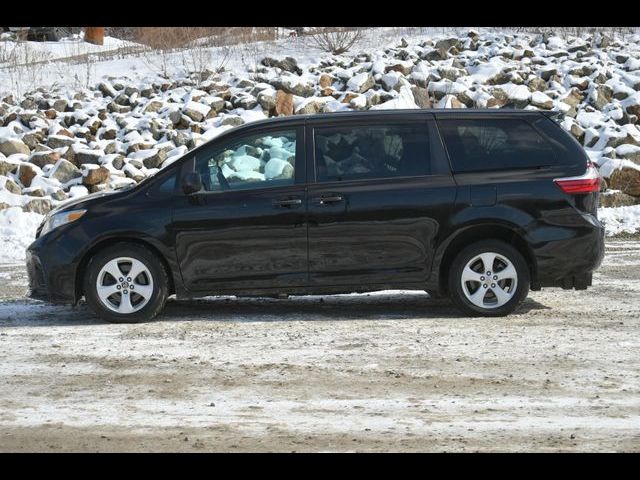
[0,207,42,263]
[599,205,640,236]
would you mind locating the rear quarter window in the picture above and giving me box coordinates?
[437,118,556,173]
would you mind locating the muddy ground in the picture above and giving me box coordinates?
[0,238,639,452]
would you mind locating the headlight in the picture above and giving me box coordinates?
[40,209,86,236]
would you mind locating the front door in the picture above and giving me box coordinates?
[306,117,456,287]
[171,126,308,293]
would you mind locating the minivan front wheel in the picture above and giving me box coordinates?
[84,243,168,323]
[448,240,530,317]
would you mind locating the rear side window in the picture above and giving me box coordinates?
[438,119,555,173]
[314,123,430,182]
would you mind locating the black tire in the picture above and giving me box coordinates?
[448,240,530,317]
[83,242,169,323]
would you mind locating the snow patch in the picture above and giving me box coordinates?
[0,207,42,262]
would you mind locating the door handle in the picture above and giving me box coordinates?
[315,194,344,205]
[273,197,303,208]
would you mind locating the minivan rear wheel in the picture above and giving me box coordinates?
[448,240,530,317]
[84,243,168,323]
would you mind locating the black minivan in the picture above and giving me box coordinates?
[26,109,605,323]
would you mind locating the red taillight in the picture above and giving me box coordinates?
[554,162,600,194]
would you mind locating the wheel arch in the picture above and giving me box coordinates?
[75,236,176,301]
[436,222,537,295]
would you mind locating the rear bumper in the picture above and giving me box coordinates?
[532,213,605,290]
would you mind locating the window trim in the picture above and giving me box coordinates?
[309,119,432,185]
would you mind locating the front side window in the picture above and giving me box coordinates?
[195,129,297,192]
[438,118,556,173]
[314,123,430,182]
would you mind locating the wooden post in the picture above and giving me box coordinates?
[84,27,104,45]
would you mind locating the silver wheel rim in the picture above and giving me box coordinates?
[460,251,518,309]
[95,257,154,314]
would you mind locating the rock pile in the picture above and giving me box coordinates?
[1,30,639,215]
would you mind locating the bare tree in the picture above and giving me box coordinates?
[0,38,53,98]
[180,28,233,85]
[306,27,364,55]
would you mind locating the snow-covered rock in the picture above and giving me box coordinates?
[2,28,640,236]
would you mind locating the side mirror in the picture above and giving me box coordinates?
[181,172,202,195]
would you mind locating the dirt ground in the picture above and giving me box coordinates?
[0,238,639,452]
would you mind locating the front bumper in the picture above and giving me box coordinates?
[25,250,49,301]
[25,239,79,305]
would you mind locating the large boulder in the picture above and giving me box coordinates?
[434,38,462,53]
[616,145,640,164]
[82,166,110,186]
[486,71,512,85]
[625,99,640,118]
[231,94,258,110]
[456,91,474,108]
[98,82,117,97]
[297,100,323,115]
[422,49,447,61]
[51,189,68,201]
[438,67,464,81]
[530,91,554,109]
[183,101,211,122]
[346,73,375,94]
[29,151,60,169]
[52,99,68,112]
[23,198,52,214]
[592,84,613,110]
[569,123,585,144]
[3,177,21,194]
[608,166,640,196]
[540,68,558,82]
[0,138,30,156]
[528,77,547,92]
[24,187,45,197]
[319,74,334,89]
[386,63,413,76]
[50,159,81,184]
[411,86,432,108]
[144,100,164,113]
[274,90,294,116]
[21,133,43,150]
[74,148,103,166]
[599,191,639,208]
[209,97,226,113]
[261,57,302,75]
[219,116,245,127]
[381,71,402,91]
[47,135,76,149]
[141,149,167,169]
[272,77,315,97]
[560,88,583,108]
[18,163,39,187]
[257,90,277,112]
[607,133,640,149]
[0,158,19,176]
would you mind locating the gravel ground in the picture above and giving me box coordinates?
[0,238,639,452]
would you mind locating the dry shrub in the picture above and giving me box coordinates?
[306,27,364,54]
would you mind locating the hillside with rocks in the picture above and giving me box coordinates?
[1,29,640,253]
